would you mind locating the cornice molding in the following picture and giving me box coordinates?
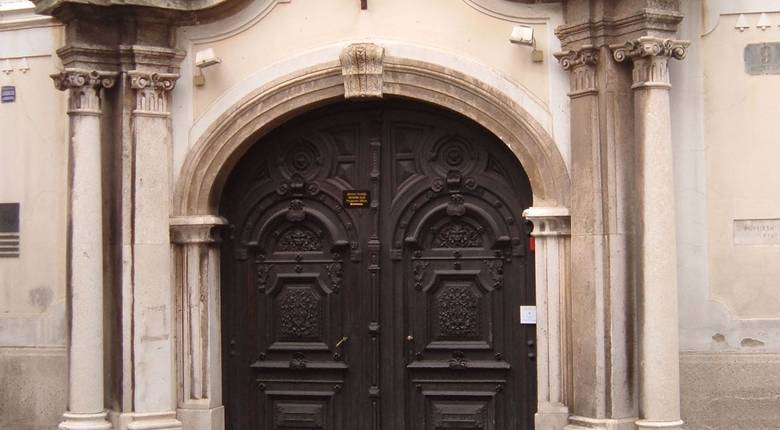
[555,8,683,52]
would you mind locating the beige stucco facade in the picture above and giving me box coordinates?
[1,0,780,429]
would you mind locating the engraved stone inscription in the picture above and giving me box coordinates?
[744,43,780,75]
[734,219,780,245]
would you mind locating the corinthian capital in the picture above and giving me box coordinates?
[553,45,599,71]
[128,71,180,116]
[611,37,689,63]
[554,45,599,97]
[51,69,117,114]
[611,37,689,88]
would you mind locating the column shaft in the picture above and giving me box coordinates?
[612,37,689,430]
[52,69,117,430]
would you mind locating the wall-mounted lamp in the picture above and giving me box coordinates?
[194,48,222,86]
[510,25,544,63]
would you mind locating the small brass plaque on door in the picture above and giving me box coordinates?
[343,190,370,208]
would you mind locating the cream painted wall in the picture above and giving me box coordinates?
[674,1,780,353]
[173,0,568,180]
[0,17,67,348]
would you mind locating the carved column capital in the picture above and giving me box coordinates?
[554,45,599,97]
[128,71,180,116]
[339,43,385,99]
[611,37,690,88]
[523,207,571,237]
[51,69,117,114]
[170,215,228,244]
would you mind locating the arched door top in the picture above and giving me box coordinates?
[174,52,571,217]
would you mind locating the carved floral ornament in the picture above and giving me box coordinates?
[128,71,180,115]
[611,37,689,62]
[50,69,118,112]
[553,45,599,71]
[339,43,385,99]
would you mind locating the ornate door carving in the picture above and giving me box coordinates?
[222,101,535,430]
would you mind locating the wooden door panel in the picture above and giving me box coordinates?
[223,101,535,430]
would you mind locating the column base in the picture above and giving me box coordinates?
[126,411,182,430]
[566,415,638,430]
[59,412,113,430]
[635,419,684,429]
[536,402,569,430]
[177,406,225,430]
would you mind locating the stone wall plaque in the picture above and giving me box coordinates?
[734,218,780,245]
[744,43,780,75]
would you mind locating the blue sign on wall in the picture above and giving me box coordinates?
[1,86,15,103]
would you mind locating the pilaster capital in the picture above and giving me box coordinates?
[170,215,228,244]
[128,70,180,116]
[50,69,117,114]
[523,207,571,237]
[339,43,385,99]
[553,45,599,71]
[554,45,599,97]
[611,37,689,89]
[611,37,689,63]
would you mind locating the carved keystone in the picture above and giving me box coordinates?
[339,43,385,99]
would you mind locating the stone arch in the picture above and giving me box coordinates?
[173,56,570,216]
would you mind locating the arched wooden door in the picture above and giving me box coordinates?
[221,100,536,430]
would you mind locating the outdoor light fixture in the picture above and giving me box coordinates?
[509,25,544,63]
[194,48,221,86]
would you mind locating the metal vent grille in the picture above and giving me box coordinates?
[0,203,20,258]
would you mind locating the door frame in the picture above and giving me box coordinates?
[170,44,572,430]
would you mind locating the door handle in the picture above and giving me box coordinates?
[405,335,415,363]
[336,336,349,348]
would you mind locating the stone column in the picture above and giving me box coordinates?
[611,37,689,430]
[171,215,228,430]
[51,69,117,430]
[523,207,571,430]
[126,71,183,430]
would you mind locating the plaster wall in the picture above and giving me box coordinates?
[0,3,68,429]
[672,1,780,428]
[173,0,570,183]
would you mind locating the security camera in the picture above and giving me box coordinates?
[195,48,221,69]
[509,25,534,46]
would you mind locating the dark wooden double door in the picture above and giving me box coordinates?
[221,100,536,430]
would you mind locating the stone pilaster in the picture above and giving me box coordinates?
[51,68,117,430]
[611,36,689,430]
[126,70,183,430]
[523,207,571,430]
[171,216,228,430]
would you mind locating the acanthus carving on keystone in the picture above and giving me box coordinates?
[128,71,179,115]
[339,43,385,99]
[51,69,117,113]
